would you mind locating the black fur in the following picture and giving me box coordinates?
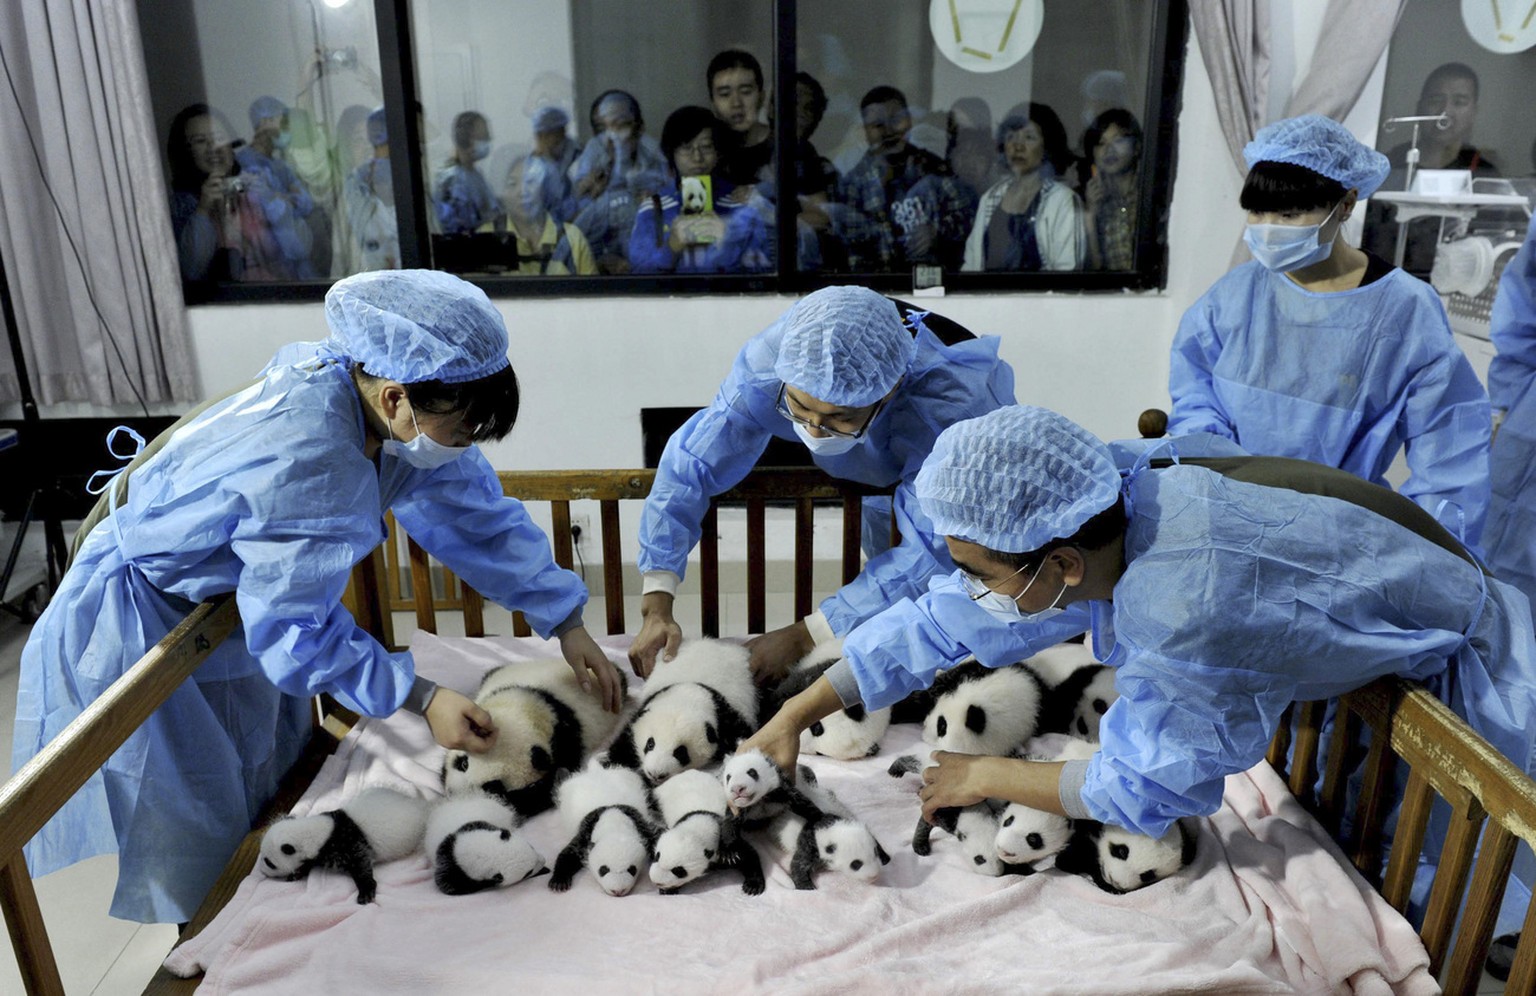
[912,808,962,856]
[606,683,755,774]
[787,815,888,890]
[434,820,512,895]
[549,804,660,893]
[305,809,378,904]
[765,661,833,717]
[1041,664,1113,735]
[889,685,938,725]
[483,777,558,820]
[1055,819,1196,894]
[887,754,922,777]
[659,811,766,897]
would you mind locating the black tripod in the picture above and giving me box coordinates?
[1,243,68,619]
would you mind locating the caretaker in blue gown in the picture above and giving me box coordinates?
[628,284,1016,680]
[10,269,623,924]
[1485,213,1536,614]
[1167,115,1492,549]
[744,405,1536,936]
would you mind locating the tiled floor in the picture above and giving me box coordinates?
[0,576,1513,994]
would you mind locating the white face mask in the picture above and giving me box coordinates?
[1243,201,1341,273]
[973,564,1069,624]
[471,139,492,161]
[793,421,860,456]
[383,401,470,470]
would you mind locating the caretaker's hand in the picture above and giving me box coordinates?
[738,674,846,781]
[426,687,498,753]
[629,592,682,678]
[560,625,625,713]
[919,750,994,823]
[744,621,815,684]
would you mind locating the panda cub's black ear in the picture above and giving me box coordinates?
[530,745,552,772]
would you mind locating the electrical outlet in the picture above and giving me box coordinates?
[569,513,591,543]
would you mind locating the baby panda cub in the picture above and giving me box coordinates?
[923,661,1045,756]
[721,748,827,832]
[258,786,428,904]
[1056,818,1199,894]
[424,791,547,895]
[767,776,890,890]
[993,736,1097,871]
[766,640,891,760]
[886,754,1024,877]
[441,658,628,819]
[1040,663,1118,742]
[649,768,765,895]
[607,638,758,784]
[549,758,661,896]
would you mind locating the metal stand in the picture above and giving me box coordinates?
[1,240,67,618]
[1380,113,1451,268]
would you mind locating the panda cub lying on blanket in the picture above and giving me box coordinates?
[258,787,429,903]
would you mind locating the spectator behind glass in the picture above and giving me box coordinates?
[504,154,597,275]
[830,85,976,272]
[280,106,338,276]
[946,96,1008,204]
[526,104,577,224]
[794,72,845,271]
[628,106,771,274]
[167,103,293,284]
[237,96,320,279]
[1082,109,1142,271]
[343,106,399,271]
[1364,62,1500,278]
[963,102,1085,272]
[709,49,773,186]
[433,110,506,235]
[569,89,669,273]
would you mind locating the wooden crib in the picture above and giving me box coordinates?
[1,465,1534,995]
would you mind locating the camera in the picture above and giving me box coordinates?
[223,176,247,196]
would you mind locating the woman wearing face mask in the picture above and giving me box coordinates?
[433,110,506,235]
[1167,114,1492,550]
[628,286,1016,684]
[11,270,625,925]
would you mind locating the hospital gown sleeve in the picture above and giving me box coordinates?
[1166,295,1238,440]
[390,449,588,638]
[818,480,951,634]
[637,365,775,581]
[841,579,1092,710]
[1489,215,1536,416]
[1398,344,1492,547]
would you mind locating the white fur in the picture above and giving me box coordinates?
[1095,821,1192,893]
[653,768,729,825]
[258,787,427,879]
[443,659,623,797]
[557,760,656,896]
[721,749,783,810]
[948,804,1009,877]
[1068,667,1119,742]
[1020,642,1100,688]
[424,793,544,892]
[651,769,732,887]
[923,665,1043,756]
[586,808,651,896]
[628,639,757,784]
[643,639,757,720]
[994,803,1073,868]
[770,810,885,884]
[259,815,334,878]
[556,761,652,827]
[680,175,709,214]
[1023,734,1099,763]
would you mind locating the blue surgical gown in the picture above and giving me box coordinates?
[1485,215,1536,612]
[841,459,1536,930]
[10,356,587,923]
[637,321,1016,636]
[1168,261,1492,547]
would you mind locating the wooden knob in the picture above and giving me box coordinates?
[1138,408,1169,439]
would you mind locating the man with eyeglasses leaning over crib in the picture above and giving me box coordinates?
[629,285,1016,682]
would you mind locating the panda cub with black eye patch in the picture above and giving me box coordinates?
[766,776,890,890]
[258,786,428,904]
[548,757,662,896]
[648,768,765,895]
[1056,817,1199,894]
[424,791,547,895]
[886,753,1027,877]
[606,638,759,784]
[440,658,628,819]
[766,640,892,760]
[923,660,1045,756]
[992,736,1097,871]
[1040,663,1118,742]
[721,748,827,833]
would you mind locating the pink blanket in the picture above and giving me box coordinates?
[164,633,1436,995]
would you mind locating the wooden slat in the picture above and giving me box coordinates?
[1506,899,1536,996]
[1348,727,1396,881]
[601,499,624,635]
[0,596,239,861]
[382,511,404,607]
[700,504,720,638]
[1266,702,1294,772]
[407,537,436,634]
[462,586,485,638]
[794,497,814,620]
[746,497,766,634]
[1317,705,1359,835]
[1381,766,1435,912]
[1,854,62,996]
[1289,701,1327,804]
[511,611,532,638]
[495,469,655,501]
[1441,821,1516,995]
[550,501,574,570]
[345,546,393,648]
[1419,799,1485,975]
[840,496,862,586]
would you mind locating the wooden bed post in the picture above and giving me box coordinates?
[0,854,63,996]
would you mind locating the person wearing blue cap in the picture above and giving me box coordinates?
[526,105,577,225]
[10,270,623,924]
[235,95,321,279]
[742,403,1536,938]
[1167,114,1492,551]
[628,286,1016,679]
[433,110,505,235]
[343,107,399,270]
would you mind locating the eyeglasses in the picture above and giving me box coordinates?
[958,562,1036,601]
[776,384,885,440]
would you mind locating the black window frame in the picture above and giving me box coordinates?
[177,0,1189,304]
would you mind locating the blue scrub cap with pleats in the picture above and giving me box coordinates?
[1243,115,1391,197]
[773,286,915,408]
[324,270,510,384]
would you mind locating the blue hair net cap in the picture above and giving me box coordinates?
[249,95,287,130]
[533,105,569,133]
[323,270,511,384]
[365,107,388,147]
[773,286,915,407]
[1243,114,1391,197]
[916,406,1121,553]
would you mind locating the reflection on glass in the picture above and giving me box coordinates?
[709,49,773,185]
[343,107,399,270]
[570,90,670,274]
[1083,109,1141,271]
[963,103,1084,271]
